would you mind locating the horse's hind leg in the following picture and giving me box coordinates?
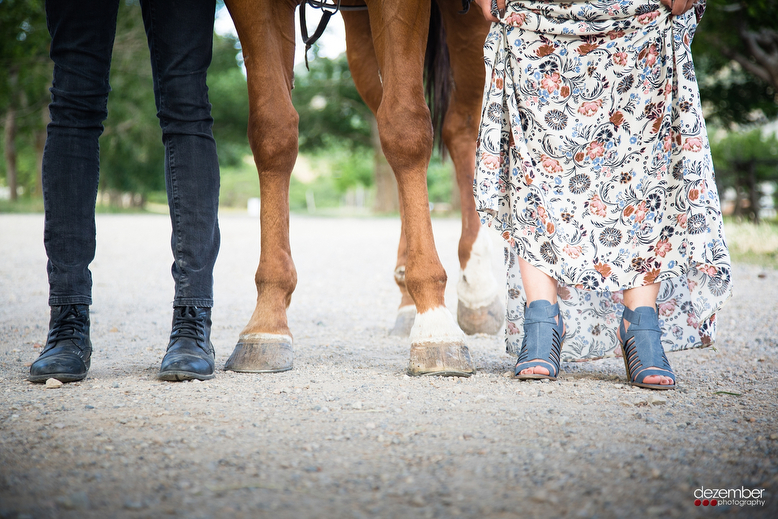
[341,10,416,337]
[222,0,298,372]
[439,1,503,335]
[363,0,474,376]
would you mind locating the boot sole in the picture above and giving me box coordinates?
[158,370,215,381]
[29,372,88,383]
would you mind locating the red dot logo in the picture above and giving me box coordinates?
[703,500,709,506]
[711,499,717,506]
[695,499,701,506]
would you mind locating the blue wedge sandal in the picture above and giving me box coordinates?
[618,306,676,390]
[515,300,565,381]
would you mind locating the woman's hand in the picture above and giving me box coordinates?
[473,0,506,23]
[660,0,697,16]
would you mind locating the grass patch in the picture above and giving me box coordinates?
[723,218,778,269]
[0,198,44,213]
[0,197,155,214]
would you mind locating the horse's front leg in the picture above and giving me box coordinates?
[439,0,503,335]
[223,0,299,372]
[369,0,474,376]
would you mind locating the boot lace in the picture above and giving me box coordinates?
[46,305,88,350]
[171,306,206,341]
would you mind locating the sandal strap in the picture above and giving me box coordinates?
[620,306,675,385]
[516,300,564,377]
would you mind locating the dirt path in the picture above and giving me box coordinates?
[1,213,776,519]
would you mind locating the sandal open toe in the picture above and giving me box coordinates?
[619,306,676,390]
[515,300,565,381]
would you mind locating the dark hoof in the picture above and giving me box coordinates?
[224,334,294,373]
[389,306,416,337]
[457,295,504,335]
[408,342,475,377]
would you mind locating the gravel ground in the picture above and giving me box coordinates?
[0,213,776,519]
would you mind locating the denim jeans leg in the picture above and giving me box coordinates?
[43,0,120,306]
[140,0,221,308]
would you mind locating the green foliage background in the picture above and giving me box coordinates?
[693,0,778,128]
[0,0,50,198]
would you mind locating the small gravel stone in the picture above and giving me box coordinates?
[410,493,426,507]
[56,492,89,510]
[123,500,146,510]
[648,395,667,406]
[45,378,63,389]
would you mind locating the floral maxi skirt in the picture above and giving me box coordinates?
[474,0,732,360]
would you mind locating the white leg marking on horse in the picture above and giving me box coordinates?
[239,333,294,343]
[409,306,465,345]
[457,226,499,309]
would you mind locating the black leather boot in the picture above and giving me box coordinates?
[158,306,215,381]
[30,305,92,383]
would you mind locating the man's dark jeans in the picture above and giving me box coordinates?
[43,0,220,308]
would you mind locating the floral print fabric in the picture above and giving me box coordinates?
[474,0,732,360]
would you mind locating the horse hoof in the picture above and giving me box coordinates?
[408,342,475,377]
[457,294,503,335]
[224,334,294,373]
[389,306,416,337]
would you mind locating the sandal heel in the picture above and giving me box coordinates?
[619,306,676,390]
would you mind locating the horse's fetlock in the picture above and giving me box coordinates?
[404,268,447,297]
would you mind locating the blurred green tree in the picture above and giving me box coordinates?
[98,0,161,204]
[291,52,385,208]
[694,0,778,127]
[711,129,778,222]
[209,32,249,167]
[292,52,372,152]
[0,0,51,200]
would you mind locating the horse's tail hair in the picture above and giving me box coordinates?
[424,0,451,156]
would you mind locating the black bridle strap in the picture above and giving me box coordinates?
[305,0,367,11]
[299,0,368,69]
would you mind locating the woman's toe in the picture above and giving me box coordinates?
[641,369,675,386]
[521,364,549,376]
